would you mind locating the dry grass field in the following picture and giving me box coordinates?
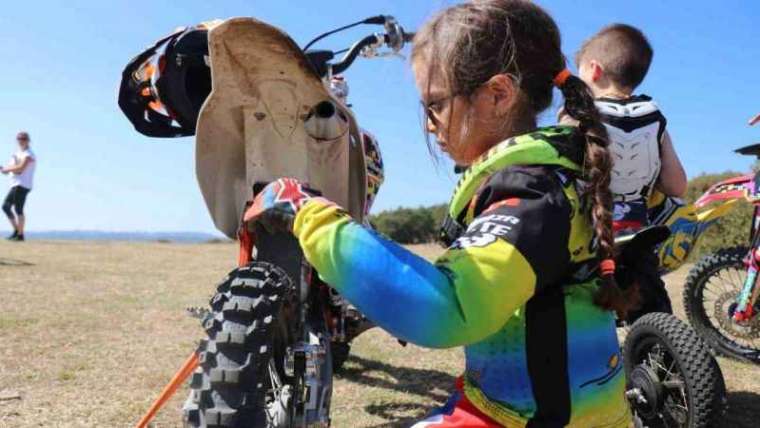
[1,241,759,427]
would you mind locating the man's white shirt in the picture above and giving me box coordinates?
[9,148,36,189]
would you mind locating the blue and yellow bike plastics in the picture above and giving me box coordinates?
[649,190,739,274]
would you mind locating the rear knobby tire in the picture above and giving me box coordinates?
[624,313,725,428]
[684,246,760,363]
[183,262,291,428]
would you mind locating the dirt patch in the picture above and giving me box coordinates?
[0,241,758,427]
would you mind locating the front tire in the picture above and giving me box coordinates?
[684,246,760,363]
[623,313,725,428]
[183,262,291,428]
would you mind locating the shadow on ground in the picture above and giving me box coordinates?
[0,257,34,266]
[340,355,760,427]
[721,391,760,428]
[339,354,456,427]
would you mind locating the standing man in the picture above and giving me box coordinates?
[1,132,36,241]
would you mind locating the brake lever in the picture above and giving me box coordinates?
[374,51,406,60]
[361,45,406,60]
[359,34,386,59]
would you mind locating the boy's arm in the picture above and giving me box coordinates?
[656,130,687,197]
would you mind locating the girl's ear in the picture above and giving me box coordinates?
[483,74,517,117]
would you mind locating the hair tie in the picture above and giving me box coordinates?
[600,259,616,276]
[553,68,572,88]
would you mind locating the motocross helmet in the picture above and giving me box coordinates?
[118,21,220,138]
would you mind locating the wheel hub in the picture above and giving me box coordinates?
[628,364,664,419]
[715,292,760,340]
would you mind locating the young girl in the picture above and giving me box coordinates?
[249,1,632,426]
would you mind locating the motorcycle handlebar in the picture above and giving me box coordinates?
[330,34,382,76]
[328,27,415,76]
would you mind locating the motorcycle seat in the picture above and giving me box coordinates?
[735,143,760,158]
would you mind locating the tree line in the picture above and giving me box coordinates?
[371,172,755,259]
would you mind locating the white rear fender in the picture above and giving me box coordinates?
[196,18,366,238]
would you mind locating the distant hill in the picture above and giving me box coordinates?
[23,230,227,243]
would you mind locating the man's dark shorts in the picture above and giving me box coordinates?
[2,185,30,217]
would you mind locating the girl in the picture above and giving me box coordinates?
[249,1,632,426]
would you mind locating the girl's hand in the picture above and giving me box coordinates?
[244,178,323,231]
[749,112,760,126]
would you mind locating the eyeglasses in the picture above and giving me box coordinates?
[421,93,459,124]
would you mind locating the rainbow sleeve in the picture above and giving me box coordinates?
[293,199,538,348]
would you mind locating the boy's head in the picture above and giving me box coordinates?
[575,24,653,96]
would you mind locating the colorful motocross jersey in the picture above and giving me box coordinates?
[293,127,629,427]
[596,95,667,233]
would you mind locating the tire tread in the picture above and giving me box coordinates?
[624,313,726,428]
[183,262,291,428]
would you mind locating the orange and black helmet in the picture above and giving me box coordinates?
[118,22,219,138]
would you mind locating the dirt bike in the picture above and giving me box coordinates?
[609,151,760,428]
[615,226,725,428]
[608,140,760,427]
[119,15,413,428]
[677,144,760,364]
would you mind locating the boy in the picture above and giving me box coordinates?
[566,24,687,320]
[1,131,36,241]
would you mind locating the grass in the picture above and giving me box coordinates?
[0,241,758,427]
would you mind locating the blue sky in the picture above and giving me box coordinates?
[1,1,758,234]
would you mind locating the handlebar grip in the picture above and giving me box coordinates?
[403,31,415,43]
[363,15,387,25]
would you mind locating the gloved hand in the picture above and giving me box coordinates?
[243,178,325,231]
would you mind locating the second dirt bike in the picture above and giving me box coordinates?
[679,144,760,364]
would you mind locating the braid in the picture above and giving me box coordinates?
[559,74,638,318]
